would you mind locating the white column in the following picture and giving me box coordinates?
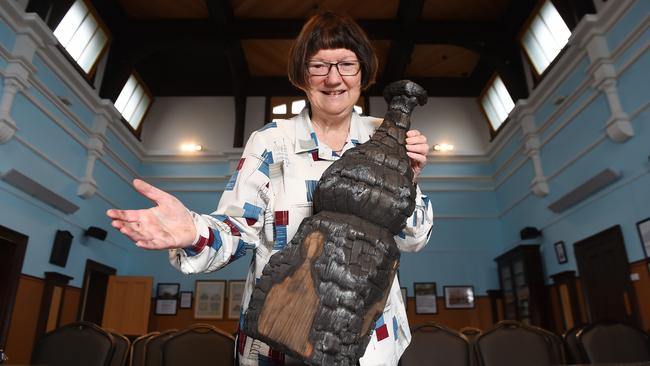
[78,108,111,198]
[513,101,549,197]
[581,29,634,142]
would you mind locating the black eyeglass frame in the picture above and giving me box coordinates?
[306,60,361,76]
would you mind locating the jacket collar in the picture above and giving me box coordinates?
[293,107,365,160]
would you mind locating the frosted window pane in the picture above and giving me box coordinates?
[482,97,501,130]
[541,2,571,48]
[353,105,363,114]
[123,85,143,122]
[115,75,137,113]
[523,31,548,74]
[66,14,96,60]
[77,29,106,73]
[291,100,306,114]
[272,104,287,115]
[494,77,515,115]
[531,17,558,62]
[487,87,506,122]
[129,94,150,130]
[54,0,87,47]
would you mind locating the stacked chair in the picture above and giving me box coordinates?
[400,322,471,366]
[562,324,586,364]
[575,320,650,363]
[143,329,178,366]
[474,320,564,366]
[130,332,160,366]
[31,321,116,366]
[162,323,235,366]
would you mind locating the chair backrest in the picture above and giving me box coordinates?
[400,322,471,366]
[109,331,130,366]
[31,321,115,366]
[144,330,177,366]
[130,332,160,366]
[563,324,586,364]
[459,327,482,342]
[475,320,562,366]
[577,321,650,363]
[162,324,235,366]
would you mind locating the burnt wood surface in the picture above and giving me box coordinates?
[243,80,427,365]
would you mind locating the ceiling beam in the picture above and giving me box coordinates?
[205,0,250,148]
[380,0,425,86]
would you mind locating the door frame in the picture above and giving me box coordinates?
[77,259,116,322]
[0,225,28,350]
[574,225,641,325]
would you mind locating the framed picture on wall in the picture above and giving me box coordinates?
[194,280,225,319]
[156,283,180,299]
[444,286,475,309]
[179,291,193,309]
[554,241,568,264]
[154,298,178,315]
[414,282,437,314]
[227,280,246,319]
[636,217,650,259]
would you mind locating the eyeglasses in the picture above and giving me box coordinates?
[306,60,361,76]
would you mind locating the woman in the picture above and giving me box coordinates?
[107,12,433,366]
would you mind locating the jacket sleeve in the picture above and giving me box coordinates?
[169,131,273,274]
[395,184,433,252]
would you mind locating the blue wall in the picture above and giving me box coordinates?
[1,1,649,297]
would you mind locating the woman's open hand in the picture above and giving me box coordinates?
[405,129,429,180]
[106,179,196,250]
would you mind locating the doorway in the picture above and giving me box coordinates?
[574,225,640,325]
[77,259,116,326]
[0,225,28,360]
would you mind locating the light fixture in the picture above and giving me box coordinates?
[180,143,203,152]
[433,143,454,152]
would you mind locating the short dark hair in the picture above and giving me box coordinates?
[288,12,378,91]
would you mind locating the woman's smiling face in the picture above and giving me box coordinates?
[305,48,362,120]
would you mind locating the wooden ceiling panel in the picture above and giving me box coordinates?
[232,0,399,19]
[421,0,511,21]
[243,40,294,76]
[404,45,480,78]
[118,0,209,19]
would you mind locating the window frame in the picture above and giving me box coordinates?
[114,72,153,140]
[477,73,515,139]
[52,0,112,82]
[518,0,572,82]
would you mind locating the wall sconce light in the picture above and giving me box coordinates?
[433,143,454,152]
[180,143,203,152]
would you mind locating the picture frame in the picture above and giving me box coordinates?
[179,291,193,309]
[444,285,475,309]
[414,282,437,314]
[154,298,178,315]
[194,280,225,319]
[227,280,246,319]
[156,283,180,299]
[554,241,568,264]
[636,217,650,259]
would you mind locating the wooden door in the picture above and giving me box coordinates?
[574,225,639,325]
[0,225,27,360]
[102,276,153,336]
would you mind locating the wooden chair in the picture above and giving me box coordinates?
[475,320,564,366]
[577,320,650,363]
[31,321,115,366]
[400,322,471,366]
[130,332,159,366]
[162,324,235,366]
